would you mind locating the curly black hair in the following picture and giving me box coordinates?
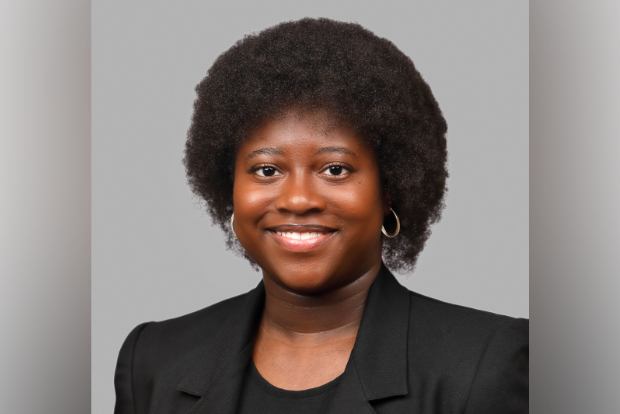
[184,18,448,273]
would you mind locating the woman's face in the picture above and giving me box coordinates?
[233,110,388,294]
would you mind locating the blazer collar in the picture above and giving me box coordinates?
[176,282,265,413]
[348,263,411,400]
[177,263,411,414]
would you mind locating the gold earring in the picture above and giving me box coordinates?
[382,208,400,238]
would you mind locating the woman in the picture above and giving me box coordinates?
[114,18,528,414]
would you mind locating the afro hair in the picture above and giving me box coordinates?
[184,17,448,273]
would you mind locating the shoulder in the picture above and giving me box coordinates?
[407,290,528,370]
[405,291,528,413]
[113,290,254,414]
[408,290,528,344]
[142,290,249,341]
[119,289,252,366]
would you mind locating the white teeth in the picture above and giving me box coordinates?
[275,231,324,240]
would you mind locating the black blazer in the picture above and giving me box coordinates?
[114,265,528,414]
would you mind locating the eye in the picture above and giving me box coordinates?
[322,164,350,177]
[255,166,280,177]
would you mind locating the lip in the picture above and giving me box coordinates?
[266,224,337,253]
[267,223,337,233]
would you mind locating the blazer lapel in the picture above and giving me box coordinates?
[327,264,411,413]
[326,356,377,414]
[177,281,265,414]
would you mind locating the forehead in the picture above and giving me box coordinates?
[239,109,371,154]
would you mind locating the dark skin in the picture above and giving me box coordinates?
[233,109,390,390]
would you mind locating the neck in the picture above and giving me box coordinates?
[260,262,382,342]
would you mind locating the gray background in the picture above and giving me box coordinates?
[92,1,528,412]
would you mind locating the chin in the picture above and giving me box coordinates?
[266,261,339,294]
[280,276,332,295]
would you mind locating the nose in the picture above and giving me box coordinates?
[273,171,327,215]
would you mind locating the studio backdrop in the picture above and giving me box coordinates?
[92,1,528,412]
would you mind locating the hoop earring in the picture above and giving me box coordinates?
[230,213,236,238]
[382,208,400,238]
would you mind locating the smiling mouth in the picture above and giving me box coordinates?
[267,225,336,252]
[274,231,327,240]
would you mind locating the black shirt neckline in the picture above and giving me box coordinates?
[248,359,344,399]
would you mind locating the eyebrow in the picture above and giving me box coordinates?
[246,147,284,160]
[314,147,357,157]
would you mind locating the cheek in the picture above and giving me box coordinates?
[235,187,271,209]
[332,177,384,219]
[233,179,274,221]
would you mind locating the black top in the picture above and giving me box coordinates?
[236,360,342,414]
[114,264,528,414]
